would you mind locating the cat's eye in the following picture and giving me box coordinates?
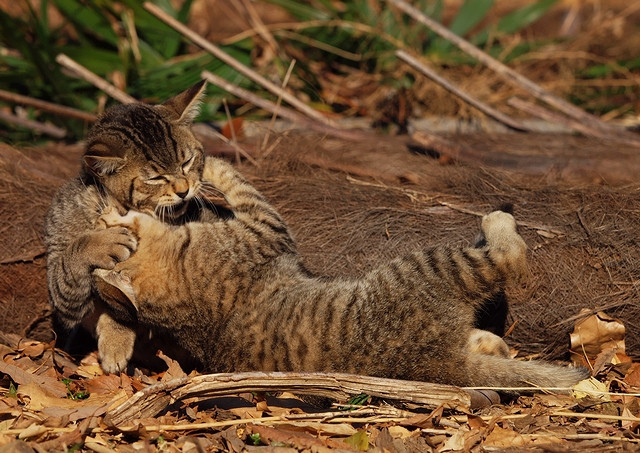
[145,175,167,185]
[182,156,194,171]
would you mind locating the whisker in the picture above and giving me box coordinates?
[195,195,220,217]
[199,182,225,197]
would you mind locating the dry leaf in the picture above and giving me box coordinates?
[157,351,187,381]
[75,364,104,379]
[249,424,325,449]
[0,360,67,398]
[343,429,369,451]
[571,377,610,402]
[570,310,626,366]
[440,429,468,451]
[289,422,357,437]
[484,425,527,447]
[17,423,48,440]
[221,117,244,140]
[624,363,640,388]
[84,373,127,396]
[387,425,412,439]
[18,342,45,359]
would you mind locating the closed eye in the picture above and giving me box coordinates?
[182,156,194,171]
[145,175,167,184]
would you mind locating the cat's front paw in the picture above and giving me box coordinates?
[78,227,138,271]
[481,211,528,282]
[96,313,136,374]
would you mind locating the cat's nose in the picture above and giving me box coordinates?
[173,178,190,199]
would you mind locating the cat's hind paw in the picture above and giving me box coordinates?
[481,211,528,282]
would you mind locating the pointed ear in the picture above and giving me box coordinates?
[84,155,125,176]
[84,141,126,176]
[162,80,207,124]
[94,269,139,316]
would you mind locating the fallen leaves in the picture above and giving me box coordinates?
[0,323,638,451]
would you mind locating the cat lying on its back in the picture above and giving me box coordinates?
[93,156,588,389]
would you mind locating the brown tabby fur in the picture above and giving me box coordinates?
[93,156,588,389]
[44,82,216,373]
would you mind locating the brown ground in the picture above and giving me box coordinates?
[1,127,639,362]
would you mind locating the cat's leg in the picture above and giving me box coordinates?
[95,310,136,374]
[201,157,295,253]
[467,328,510,358]
[480,211,528,283]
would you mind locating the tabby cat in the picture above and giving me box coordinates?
[44,81,216,373]
[93,156,587,389]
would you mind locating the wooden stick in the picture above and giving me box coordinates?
[201,70,367,141]
[0,110,66,138]
[144,2,331,126]
[387,0,639,144]
[507,96,606,136]
[507,97,640,147]
[56,54,136,105]
[262,59,296,151]
[396,50,529,132]
[0,89,97,122]
[104,371,473,426]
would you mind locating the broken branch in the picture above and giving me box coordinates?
[0,89,96,122]
[56,54,136,105]
[0,110,66,138]
[105,371,473,426]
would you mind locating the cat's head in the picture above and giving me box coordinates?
[83,81,207,220]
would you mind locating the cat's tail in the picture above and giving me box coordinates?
[464,353,589,390]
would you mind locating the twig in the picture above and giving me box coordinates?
[144,2,330,126]
[221,99,240,163]
[56,54,136,105]
[387,0,640,146]
[115,407,411,433]
[0,110,66,138]
[396,50,529,132]
[0,89,97,122]
[239,0,279,56]
[201,70,367,142]
[104,371,473,426]
[507,97,629,143]
[262,59,296,153]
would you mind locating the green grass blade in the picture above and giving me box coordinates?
[51,0,119,46]
[263,0,332,21]
[449,0,494,37]
[474,0,557,45]
[431,0,493,56]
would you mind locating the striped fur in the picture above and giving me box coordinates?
[95,157,588,389]
[44,81,216,373]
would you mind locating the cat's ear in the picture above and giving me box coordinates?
[162,80,207,124]
[84,142,126,176]
[94,269,139,316]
